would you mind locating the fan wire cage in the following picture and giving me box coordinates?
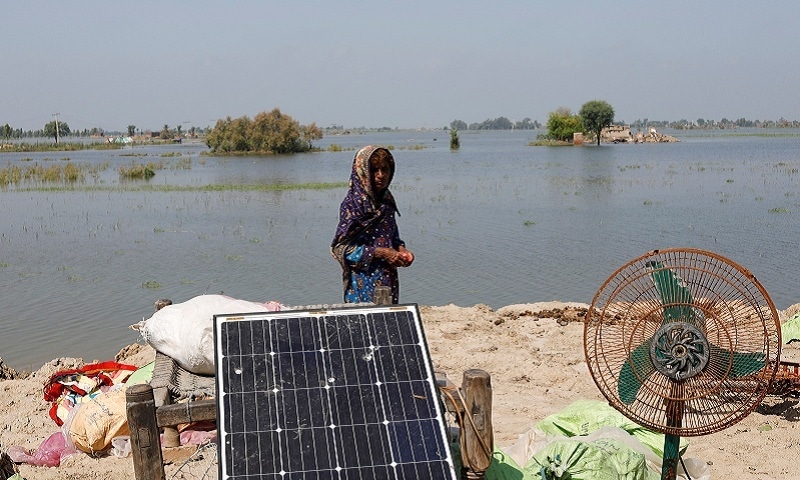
[584,248,781,438]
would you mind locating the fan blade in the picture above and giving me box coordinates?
[708,344,766,378]
[647,260,702,328]
[619,340,654,405]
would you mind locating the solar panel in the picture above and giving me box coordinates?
[213,304,458,480]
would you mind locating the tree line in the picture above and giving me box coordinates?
[448,113,800,136]
[4,108,800,148]
[630,117,800,130]
[0,122,213,143]
[449,117,542,131]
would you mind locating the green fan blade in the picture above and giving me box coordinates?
[619,340,654,405]
[709,344,766,378]
[646,260,701,328]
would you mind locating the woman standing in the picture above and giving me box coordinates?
[331,145,414,303]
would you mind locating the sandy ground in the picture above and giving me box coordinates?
[1,301,800,479]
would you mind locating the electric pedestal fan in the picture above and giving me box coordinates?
[584,248,781,480]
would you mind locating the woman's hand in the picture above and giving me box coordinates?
[398,246,414,266]
[376,247,412,267]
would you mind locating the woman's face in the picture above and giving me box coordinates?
[371,156,390,191]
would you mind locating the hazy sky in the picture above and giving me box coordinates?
[3,1,799,132]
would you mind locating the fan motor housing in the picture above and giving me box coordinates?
[650,321,710,381]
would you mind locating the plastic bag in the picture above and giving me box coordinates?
[781,312,800,343]
[500,404,711,480]
[6,431,77,467]
[110,436,132,458]
[529,435,659,480]
[535,399,687,460]
[131,294,281,375]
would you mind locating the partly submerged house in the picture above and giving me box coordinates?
[600,125,633,143]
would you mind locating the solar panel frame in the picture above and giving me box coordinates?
[213,304,458,480]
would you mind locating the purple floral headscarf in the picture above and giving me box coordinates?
[331,145,398,248]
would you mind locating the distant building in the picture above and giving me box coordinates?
[600,125,633,143]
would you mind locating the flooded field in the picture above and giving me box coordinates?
[2,129,800,369]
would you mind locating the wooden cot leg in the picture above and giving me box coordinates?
[126,384,165,480]
[460,369,493,480]
[152,385,181,448]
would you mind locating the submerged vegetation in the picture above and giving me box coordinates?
[0,142,124,153]
[450,129,460,150]
[118,161,163,179]
[0,161,109,185]
[11,181,346,193]
[0,153,345,192]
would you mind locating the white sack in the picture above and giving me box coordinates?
[132,294,279,375]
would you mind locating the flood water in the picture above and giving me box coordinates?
[2,129,800,370]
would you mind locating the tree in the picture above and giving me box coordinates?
[127,125,136,137]
[545,108,583,142]
[206,108,321,154]
[43,120,70,143]
[300,122,323,149]
[450,119,468,131]
[579,100,615,145]
[450,128,460,150]
[160,124,173,140]
[515,118,541,130]
[2,124,12,142]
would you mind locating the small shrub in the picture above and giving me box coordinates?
[450,129,460,150]
[119,161,161,179]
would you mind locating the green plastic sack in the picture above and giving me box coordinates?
[535,400,687,459]
[781,312,800,343]
[450,441,528,480]
[528,436,659,480]
[475,437,658,480]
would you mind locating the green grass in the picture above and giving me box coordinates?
[12,181,348,193]
[0,154,345,191]
[528,139,573,146]
[173,157,192,169]
[396,144,427,150]
[0,161,108,185]
[119,161,164,179]
[0,141,125,152]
